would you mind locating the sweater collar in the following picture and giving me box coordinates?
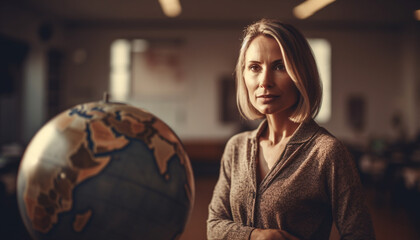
[249,118,320,144]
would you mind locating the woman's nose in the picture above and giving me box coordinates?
[259,70,273,89]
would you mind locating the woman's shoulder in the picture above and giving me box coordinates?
[225,130,255,148]
[313,128,362,189]
[311,127,351,158]
[313,127,343,146]
[227,120,266,146]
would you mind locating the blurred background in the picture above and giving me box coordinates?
[0,0,420,239]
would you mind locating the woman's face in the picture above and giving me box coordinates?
[243,35,299,117]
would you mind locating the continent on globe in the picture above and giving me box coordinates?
[73,210,92,232]
[17,101,195,240]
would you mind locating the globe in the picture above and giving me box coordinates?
[16,100,195,240]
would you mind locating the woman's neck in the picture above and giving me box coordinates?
[263,113,300,145]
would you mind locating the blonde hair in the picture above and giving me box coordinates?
[235,19,322,123]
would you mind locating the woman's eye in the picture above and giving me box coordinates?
[249,65,261,72]
[274,63,285,71]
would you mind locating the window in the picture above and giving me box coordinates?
[308,38,331,123]
[109,38,332,123]
[109,39,131,102]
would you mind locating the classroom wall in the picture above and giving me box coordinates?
[58,24,419,144]
[1,2,419,145]
[0,2,65,144]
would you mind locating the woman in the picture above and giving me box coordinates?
[207,19,375,240]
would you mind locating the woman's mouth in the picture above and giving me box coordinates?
[257,94,279,103]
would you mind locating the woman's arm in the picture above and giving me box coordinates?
[250,229,300,240]
[328,141,376,240]
[207,138,255,240]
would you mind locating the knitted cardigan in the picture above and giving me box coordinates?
[207,119,375,240]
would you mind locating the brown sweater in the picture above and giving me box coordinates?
[207,119,375,240]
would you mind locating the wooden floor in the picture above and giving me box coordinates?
[180,175,420,240]
[1,172,419,239]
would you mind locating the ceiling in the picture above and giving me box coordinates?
[4,0,420,28]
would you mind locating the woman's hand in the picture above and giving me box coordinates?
[250,228,300,240]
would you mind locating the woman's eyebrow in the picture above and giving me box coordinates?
[246,60,261,64]
[272,59,284,64]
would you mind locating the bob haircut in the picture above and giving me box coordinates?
[235,19,322,123]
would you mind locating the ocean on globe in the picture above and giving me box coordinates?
[16,100,195,240]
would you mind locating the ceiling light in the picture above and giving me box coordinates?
[293,0,336,19]
[415,9,420,21]
[159,0,182,17]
